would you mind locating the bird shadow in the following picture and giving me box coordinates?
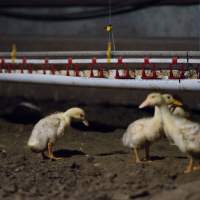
[53,149,85,158]
[174,156,187,160]
[96,150,128,157]
[149,155,166,161]
[71,121,116,133]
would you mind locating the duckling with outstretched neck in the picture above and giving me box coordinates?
[27,107,89,160]
[122,93,182,163]
[140,93,200,173]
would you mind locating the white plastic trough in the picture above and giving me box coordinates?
[0,73,200,91]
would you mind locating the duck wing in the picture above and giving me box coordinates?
[57,118,67,137]
[45,115,61,130]
[177,119,200,149]
[122,118,150,147]
[47,114,67,137]
[178,119,200,136]
[127,118,150,133]
[28,115,61,149]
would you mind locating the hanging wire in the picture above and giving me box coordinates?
[108,0,116,51]
[111,28,116,51]
[108,0,112,25]
[108,0,112,44]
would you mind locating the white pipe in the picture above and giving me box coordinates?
[3,57,197,64]
[0,73,200,91]
[1,50,200,57]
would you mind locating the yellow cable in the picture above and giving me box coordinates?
[11,44,16,64]
[106,41,112,64]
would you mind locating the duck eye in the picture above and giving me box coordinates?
[167,96,171,99]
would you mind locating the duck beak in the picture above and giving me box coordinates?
[172,99,183,106]
[139,99,149,109]
[82,119,89,126]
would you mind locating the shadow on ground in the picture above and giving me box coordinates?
[54,149,85,158]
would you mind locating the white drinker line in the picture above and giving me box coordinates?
[0,50,200,57]
[0,73,200,91]
[2,58,198,64]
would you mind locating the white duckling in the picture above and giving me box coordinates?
[27,107,89,160]
[122,93,181,163]
[139,93,200,173]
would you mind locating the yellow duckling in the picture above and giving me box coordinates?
[122,94,181,163]
[27,107,89,160]
[164,94,190,118]
[162,94,189,145]
[169,105,190,118]
[140,93,200,173]
[163,94,187,118]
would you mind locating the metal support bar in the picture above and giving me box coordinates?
[0,51,200,58]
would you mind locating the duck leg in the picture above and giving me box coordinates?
[184,157,194,173]
[41,152,48,159]
[144,142,152,162]
[193,159,200,171]
[47,142,62,160]
[133,148,142,163]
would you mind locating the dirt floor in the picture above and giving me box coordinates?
[1,98,200,200]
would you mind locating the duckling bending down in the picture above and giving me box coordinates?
[27,107,89,160]
[122,94,181,163]
[140,93,200,173]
